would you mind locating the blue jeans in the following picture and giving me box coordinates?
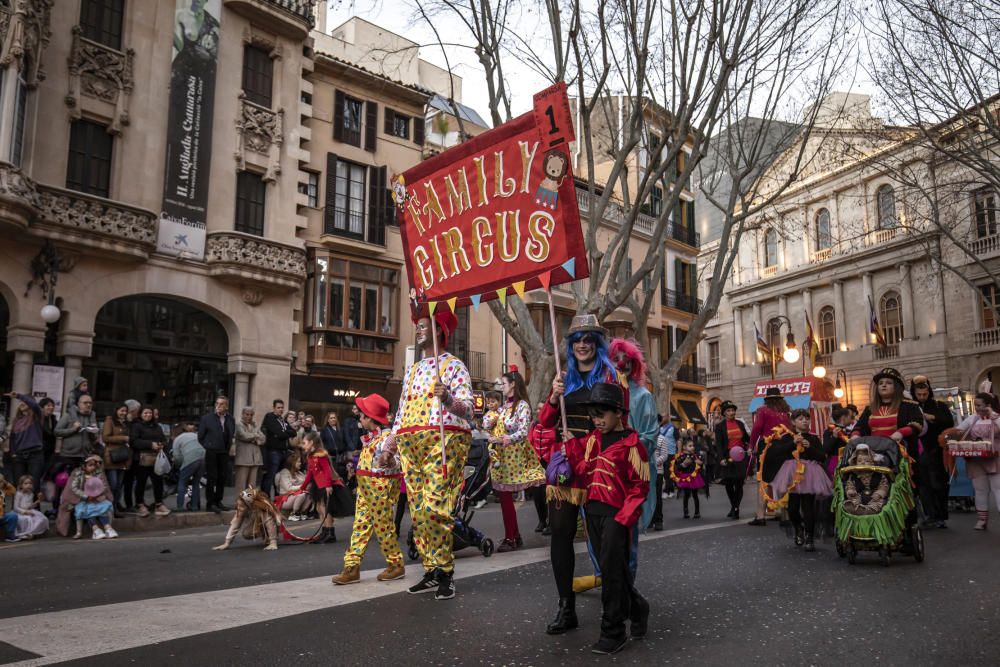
[177,460,205,511]
[2,511,17,538]
[105,468,124,508]
[262,449,286,496]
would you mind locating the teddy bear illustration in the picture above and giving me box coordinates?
[535,149,569,210]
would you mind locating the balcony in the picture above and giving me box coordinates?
[322,211,386,249]
[813,353,832,368]
[669,221,700,248]
[865,227,898,246]
[0,162,38,232]
[675,365,706,386]
[575,188,700,247]
[660,288,701,314]
[760,265,779,279]
[307,332,395,370]
[469,351,487,380]
[223,0,315,39]
[974,327,1000,348]
[872,344,899,361]
[205,231,306,289]
[971,234,1000,260]
[706,370,722,385]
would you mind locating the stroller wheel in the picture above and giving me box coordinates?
[912,526,925,563]
[878,546,890,567]
[481,538,494,557]
[407,546,420,562]
[835,541,846,558]
[846,544,857,565]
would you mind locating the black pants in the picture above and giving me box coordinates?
[586,512,645,642]
[204,450,229,506]
[787,493,816,535]
[122,466,135,508]
[532,485,548,525]
[724,479,744,511]
[394,491,408,536]
[548,500,579,598]
[682,488,700,515]
[652,472,664,524]
[919,451,950,522]
[12,449,45,497]
[663,457,676,494]
[133,465,164,506]
[262,449,285,496]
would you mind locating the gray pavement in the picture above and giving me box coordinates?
[2,483,999,666]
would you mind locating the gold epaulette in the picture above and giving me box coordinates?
[628,444,650,482]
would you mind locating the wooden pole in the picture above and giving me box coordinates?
[546,289,569,441]
[429,313,448,476]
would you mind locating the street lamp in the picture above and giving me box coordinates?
[834,369,849,402]
[28,242,64,324]
[769,315,799,378]
[813,364,827,379]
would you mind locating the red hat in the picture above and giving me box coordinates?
[355,394,390,425]
[410,305,459,348]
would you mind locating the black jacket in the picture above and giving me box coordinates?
[715,419,750,481]
[130,420,166,461]
[854,400,925,460]
[262,412,295,452]
[197,412,236,453]
[342,416,362,452]
[914,397,954,454]
[321,425,346,456]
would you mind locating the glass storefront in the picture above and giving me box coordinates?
[83,296,230,425]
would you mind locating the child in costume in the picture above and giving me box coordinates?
[332,394,405,585]
[559,382,650,655]
[14,476,48,539]
[671,438,705,519]
[70,455,118,540]
[301,431,349,544]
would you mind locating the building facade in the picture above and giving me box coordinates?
[698,93,1000,420]
[0,0,315,419]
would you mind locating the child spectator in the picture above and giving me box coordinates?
[14,475,48,539]
[671,438,705,519]
[275,452,310,521]
[70,455,118,540]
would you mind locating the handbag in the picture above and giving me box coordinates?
[154,449,172,476]
[108,445,130,465]
[138,450,158,467]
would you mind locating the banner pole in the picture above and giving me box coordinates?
[429,313,448,476]
[546,289,569,443]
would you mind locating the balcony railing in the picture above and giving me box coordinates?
[760,364,775,377]
[575,188,700,247]
[813,353,832,368]
[706,370,722,385]
[865,227,898,246]
[660,288,702,314]
[469,351,487,380]
[873,344,899,360]
[760,265,779,278]
[676,365,706,386]
[223,0,315,36]
[307,332,395,369]
[205,231,306,289]
[971,234,1000,259]
[974,327,1000,348]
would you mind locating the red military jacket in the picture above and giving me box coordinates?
[528,421,557,463]
[565,428,650,526]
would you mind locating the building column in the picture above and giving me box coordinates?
[5,326,46,414]
[834,280,847,349]
[733,306,745,366]
[62,356,83,408]
[57,331,94,410]
[778,295,788,321]
[899,262,915,339]
[233,373,252,412]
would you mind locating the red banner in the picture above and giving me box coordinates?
[395,83,588,306]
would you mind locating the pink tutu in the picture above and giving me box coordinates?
[675,473,705,490]
[770,459,832,497]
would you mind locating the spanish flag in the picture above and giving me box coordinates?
[805,311,819,365]
[868,295,887,348]
[755,322,772,361]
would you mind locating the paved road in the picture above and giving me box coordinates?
[2,485,998,666]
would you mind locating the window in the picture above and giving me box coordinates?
[980,285,999,330]
[818,306,837,355]
[79,0,125,50]
[333,159,365,235]
[648,185,663,216]
[708,341,720,374]
[334,91,364,147]
[67,119,113,197]
[879,291,903,344]
[446,307,471,362]
[298,171,319,207]
[235,171,266,236]
[242,45,273,108]
[877,184,897,229]
[815,208,832,251]
[974,188,998,239]
[763,229,778,267]
[384,109,410,140]
[10,59,29,165]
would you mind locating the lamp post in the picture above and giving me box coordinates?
[769,315,799,379]
[28,242,63,324]
[834,369,851,404]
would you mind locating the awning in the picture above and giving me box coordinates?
[670,402,682,421]
[678,400,707,425]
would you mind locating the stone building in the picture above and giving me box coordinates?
[698,92,1000,419]
[0,0,315,419]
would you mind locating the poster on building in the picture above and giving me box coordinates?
[31,365,65,418]
[396,82,589,307]
[156,0,222,260]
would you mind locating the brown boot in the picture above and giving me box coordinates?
[377,564,405,581]
[331,565,361,585]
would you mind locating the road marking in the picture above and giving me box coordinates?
[3,520,741,666]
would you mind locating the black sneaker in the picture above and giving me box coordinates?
[407,570,439,595]
[434,570,455,600]
[591,636,627,655]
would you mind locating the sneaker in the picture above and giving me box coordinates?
[136,505,150,518]
[154,504,171,517]
[693,513,701,519]
[4,536,22,543]
[434,570,455,600]
[542,524,552,536]
[747,517,766,526]
[407,570,440,595]
[377,564,406,581]
[653,522,663,532]
[289,514,302,522]
[104,526,119,539]
[331,565,361,585]
[591,636,627,655]
[472,500,487,510]
[92,526,107,540]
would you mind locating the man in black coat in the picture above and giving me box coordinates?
[342,404,363,452]
[198,397,236,513]
[261,399,294,496]
[910,375,955,528]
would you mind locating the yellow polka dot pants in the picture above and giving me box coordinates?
[344,475,403,569]
[398,429,471,574]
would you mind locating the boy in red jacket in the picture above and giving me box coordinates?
[553,382,650,655]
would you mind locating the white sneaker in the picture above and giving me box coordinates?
[290,514,302,522]
[92,526,107,540]
[104,526,119,539]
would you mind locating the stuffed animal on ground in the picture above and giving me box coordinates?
[212,486,281,551]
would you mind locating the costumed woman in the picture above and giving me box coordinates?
[759,409,830,551]
[852,368,924,459]
[747,387,792,526]
[483,367,546,553]
[910,375,954,528]
[540,314,627,634]
[952,392,1000,530]
[384,307,473,601]
[714,401,750,520]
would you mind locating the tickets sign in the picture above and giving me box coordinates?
[397,82,588,306]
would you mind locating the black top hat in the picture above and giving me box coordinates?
[582,383,625,412]
[872,367,904,386]
[720,400,737,413]
[764,387,784,399]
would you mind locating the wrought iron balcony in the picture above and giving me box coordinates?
[223,0,315,39]
[676,364,706,386]
[660,288,702,314]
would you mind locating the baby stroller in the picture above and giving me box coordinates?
[406,442,495,561]
[833,436,924,566]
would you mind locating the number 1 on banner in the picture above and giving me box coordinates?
[533,82,575,148]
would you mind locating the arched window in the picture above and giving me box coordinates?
[815,209,832,251]
[766,317,782,353]
[877,185,897,229]
[764,229,778,267]
[818,306,837,354]
[879,291,903,344]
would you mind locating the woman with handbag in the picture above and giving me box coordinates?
[102,404,131,517]
[129,407,171,518]
[232,406,265,490]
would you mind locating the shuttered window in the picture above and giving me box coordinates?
[235,171,266,236]
[67,120,113,198]
[242,45,273,108]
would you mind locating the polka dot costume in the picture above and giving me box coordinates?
[483,400,545,492]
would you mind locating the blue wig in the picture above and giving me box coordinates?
[564,331,617,395]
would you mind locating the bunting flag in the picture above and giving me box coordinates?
[447,296,458,313]
[428,301,438,315]
[497,287,507,306]
[868,295,887,348]
[512,281,526,298]
[755,322,773,362]
[538,270,552,290]
[470,294,482,311]
[561,257,576,279]
[805,311,819,365]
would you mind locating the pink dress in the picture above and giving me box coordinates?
[955,414,1000,477]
